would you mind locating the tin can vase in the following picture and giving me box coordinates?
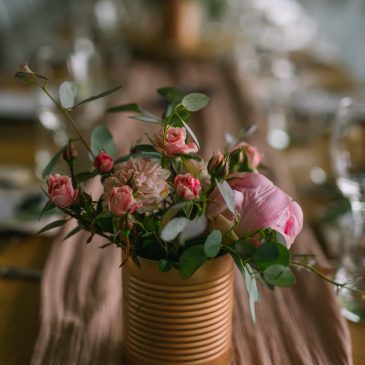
[122,254,234,365]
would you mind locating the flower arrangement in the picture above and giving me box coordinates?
[16,64,365,320]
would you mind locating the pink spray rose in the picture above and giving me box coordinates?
[104,158,170,211]
[207,172,303,247]
[174,173,201,200]
[155,127,199,156]
[47,174,78,208]
[107,185,139,216]
[94,151,114,173]
[230,142,263,169]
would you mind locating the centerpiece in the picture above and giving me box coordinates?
[16,64,365,365]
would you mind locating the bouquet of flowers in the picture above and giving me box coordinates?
[16,64,364,320]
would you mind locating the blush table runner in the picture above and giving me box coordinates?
[31,60,352,365]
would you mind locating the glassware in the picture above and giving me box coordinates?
[331,97,365,322]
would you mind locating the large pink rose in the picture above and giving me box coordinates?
[107,185,139,216]
[230,142,263,169]
[47,174,78,208]
[174,173,201,200]
[207,172,303,247]
[155,127,199,156]
[104,158,170,211]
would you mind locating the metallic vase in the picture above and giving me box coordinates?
[122,254,234,365]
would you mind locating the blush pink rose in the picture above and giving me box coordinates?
[174,173,201,200]
[155,127,199,156]
[94,151,114,173]
[207,172,303,247]
[48,174,78,208]
[230,142,263,169]
[104,158,170,211]
[107,185,139,216]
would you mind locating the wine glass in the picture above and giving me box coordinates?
[331,97,365,322]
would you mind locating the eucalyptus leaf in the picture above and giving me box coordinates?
[158,87,184,104]
[182,93,210,112]
[204,230,222,258]
[128,115,162,124]
[42,146,66,179]
[216,179,236,215]
[178,244,207,279]
[263,265,296,287]
[161,202,190,228]
[160,217,190,242]
[38,219,68,234]
[90,125,116,157]
[181,119,200,149]
[59,81,78,109]
[179,215,208,244]
[71,85,122,109]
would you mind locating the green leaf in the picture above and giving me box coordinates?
[59,81,78,109]
[263,265,296,287]
[216,179,236,215]
[39,200,55,218]
[273,231,287,247]
[131,144,158,153]
[63,225,84,240]
[161,202,190,228]
[160,217,190,242]
[38,219,68,234]
[71,85,122,109]
[254,241,290,270]
[179,244,207,279]
[181,93,210,112]
[128,115,162,124]
[243,264,259,322]
[181,119,200,149]
[169,108,190,127]
[159,259,172,272]
[158,87,184,103]
[90,125,116,157]
[107,102,143,113]
[204,230,222,258]
[42,146,66,179]
[74,171,98,184]
[254,242,279,267]
[179,215,208,243]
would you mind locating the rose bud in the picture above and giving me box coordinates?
[107,185,140,216]
[174,173,201,200]
[94,151,114,173]
[230,142,263,169]
[207,151,228,177]
[63,141,78,163]
[48,174,78,208]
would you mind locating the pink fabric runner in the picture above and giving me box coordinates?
[31,61,352,365]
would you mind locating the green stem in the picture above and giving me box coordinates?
[291,261,365,296]
[41,86,94,158]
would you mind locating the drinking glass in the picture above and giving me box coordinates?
[331,97,365,322]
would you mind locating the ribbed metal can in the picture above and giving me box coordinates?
[122,254,234,365]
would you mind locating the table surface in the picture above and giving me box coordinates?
[0,60,364,364]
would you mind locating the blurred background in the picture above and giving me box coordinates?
[1,0,365,329]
